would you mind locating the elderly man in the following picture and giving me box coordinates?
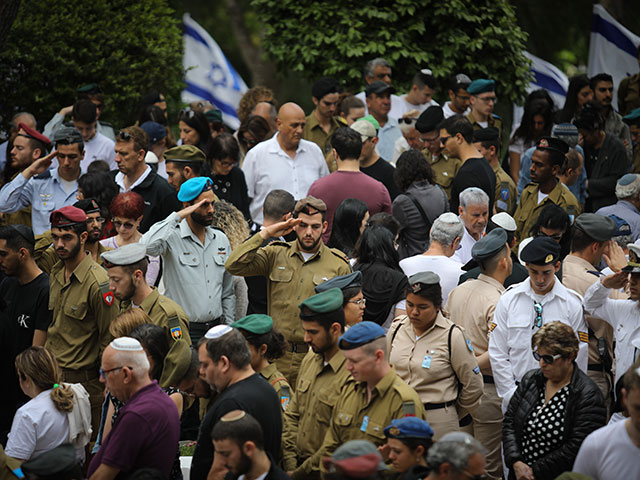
[242,102,328,225]
[365,82,402,162]
[596,174,640,241]
[87,337,180,479]
[425,432,488,480]
[453,188,490,265]
[399,212,464,302]
[354,57,404,119]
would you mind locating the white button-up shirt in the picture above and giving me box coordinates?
[488,278,588,411]
[583,279,640,389]
[242,133,328,224]
[452,227,479,265]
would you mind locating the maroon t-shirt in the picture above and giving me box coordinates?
[308,170,392,242]
[88,381,180,478]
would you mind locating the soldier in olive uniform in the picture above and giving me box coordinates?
[316,321,425,468]
[474,127,517,215]
[623,108,640,174]
[226,196,351,386]
[466,79,502,141]
[514,137,581,248]
[415,106,461,201]
[100,242,192,387]
[44,206,119,440]
[231,314,292,414]
[282,288,352,479]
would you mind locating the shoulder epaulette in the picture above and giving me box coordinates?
[34,170,52,180]
[329,247,350,264]
[392,380,419,416]
[268,241,291,248]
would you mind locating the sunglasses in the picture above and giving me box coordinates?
[398,118,417,125]
[440,135,453,146]
[117,130,132,141]
[536,231,563,242]
[533,302,543,329]
[533,350,563,365]
[113,220,136,230]
[180,108,196,120]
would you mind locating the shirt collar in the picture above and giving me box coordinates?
[179,217,215,243]
[267,132,308,157]
[524,276,562,302]
[477,273,505,292]
[356,366,397,397]
[115,165,152,192]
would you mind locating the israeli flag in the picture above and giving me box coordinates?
[587,4,639,108]
[182,13,248,129]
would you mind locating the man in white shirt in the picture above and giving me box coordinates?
[242,102,328,225]
[396,69,439,117]
[443,74,472,119]
[488,236,589,412]
[365,82,402,162]
[399,212,464,303]
[453,187,489,264]
[354,57,404,119]
[573,363,640,479]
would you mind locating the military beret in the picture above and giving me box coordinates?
[473,126,500,142]
[520,236,561,265]
[491,212,517,232]
[351,118,378,140]
[312,77,342,99]
[536,136,569,156]
[8,224,35,246]
[365,81,396,97]
[165,145,206,164]
[574,213,616,242]
[177,176,213,202]
[324,440,388,476]
[295,195,326,215]
[232,314,274,335]
[472,228,508,261]
[159,341,192,388]
[338,321,385,350]
[315,271,363,294]
[467,79,495,95]
[20,443,78,478]
[17,123,51,147]
[50,206,87,227]
[408,271,440,294]
[77,83,102,94]
[73,198,100,214]
[623,244,640,273]
[415,106,444,134]
[101,243,148,268]
[140,121,167,146]
[299,288,344,318]
[623,107,640,126]
[141,91,165,106]
[608,215,632,237]
[384,417,434,440]
[53,126,83,146]
[205,108,223,124]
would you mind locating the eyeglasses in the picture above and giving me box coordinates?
[477,96,497,104]
[117,130,132,141]
[180,108,196,119]
[113,220,136,230]
[533,350,563,365]
[440,135,453,146]
[421,134,440,144]
[215,159,235,168]
[536,231,563,242]
[398,118,417,125]
[348,298,366,307]
[99,366,125,380]
[533,302,543,329]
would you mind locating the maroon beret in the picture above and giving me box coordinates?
[50,206,87,227]
[17,123,51,147]
[323,454,381,479]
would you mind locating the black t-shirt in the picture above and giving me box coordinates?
[210,167,251,220]
[449,157,497,214]
[190,373,282,480]
[361,157,401,200]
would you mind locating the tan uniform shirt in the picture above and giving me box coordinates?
[425,150,461,201]
[514,181,581,247]
[282,349,351,476]
[446,274,505,375]
[302,112,342,156]
[45,255,118,371]
[387,313,483,411]
[225,232,351,342]
[493,163,517,214]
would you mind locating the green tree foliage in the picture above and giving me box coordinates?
[251,0,531,102]
[0,0,183,131]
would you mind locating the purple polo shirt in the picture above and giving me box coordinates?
[88,381,180,478]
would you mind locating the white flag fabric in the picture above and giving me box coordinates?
[587,4,640,109]
[182,13,248,130]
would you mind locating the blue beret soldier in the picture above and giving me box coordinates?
[383,417,434,475]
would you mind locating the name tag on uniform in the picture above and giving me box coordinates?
[422,355,432,369]
[360,415,369,432]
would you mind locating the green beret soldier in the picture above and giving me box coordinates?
[466,79,502,137]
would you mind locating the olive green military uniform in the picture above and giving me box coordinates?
[45,255,119,441]
[34,230,112,274]
[119,287,192,387]
[467,112,503,155]
[302,112,342,156]
[387,314,483,441]
[260,361,293,414]
[283,349,351,478]
[493,163,517,214]
[619,73,640,116]
[316,367,424,464]
[0,206,32,229]
[424,150,461,201]
[226,232,351,385]
[513,181,581,248]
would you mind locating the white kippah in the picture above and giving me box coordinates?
[205,325,232,339]
[421,68,433,76]
[491,212,517,232]
[111,337,144,352]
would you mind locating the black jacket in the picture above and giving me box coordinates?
[502,365,606,480]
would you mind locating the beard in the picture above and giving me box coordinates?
[191,211,213,227]
[57,238,82,261]
[297,234,322,253]
[115,278,137,302]
[230,452,252,476]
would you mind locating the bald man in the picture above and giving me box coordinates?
[242,102,329,225]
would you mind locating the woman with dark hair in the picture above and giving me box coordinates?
[556,75,593,124]
[381,417,434,480]
[354,224,409,328]
[77,170,119,237]
[392,150,448,259]
[209,133,250,219]
[503,321,606,480]
[509,98,554,181]
[178,108,213,159]
[527,203,572,261]
[237,115,274,157]
[327,198,369,260]
[387,272,483,441]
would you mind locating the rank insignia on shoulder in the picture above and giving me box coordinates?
[473,366,480,374]
[466,338,474,352]
[171,326,182,341]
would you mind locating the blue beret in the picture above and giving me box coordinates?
[467,79,495,95]
[101,243,148,267]
[520,236,561,265]
[315,271,362,294]
[607,215,631,237]
[384,417,434,440]
[338,321,385,350]
[177,176,213,202]
[623,107,640,125]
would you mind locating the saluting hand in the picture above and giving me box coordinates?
[177,198,208,220]
[260,217,301,240]
[601,270,628,290]
[23,150,57,179]
[603,240,627,273]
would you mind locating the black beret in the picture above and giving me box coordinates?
[473,127,500,143]
[536,136,569,156]
[415,106,444,133]
[520,236,561,265]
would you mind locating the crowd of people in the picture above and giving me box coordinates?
[1,52,640,480]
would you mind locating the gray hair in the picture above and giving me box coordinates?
[426,432,486,473]
[112,349,150,378]
[430,212,464,247]
[11,112,36,130]
[616,174,640,200]
[613,234,633,249]
[364,58,391,79]
[460,187,489,210]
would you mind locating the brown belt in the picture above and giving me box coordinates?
[61,367,99,383]
[289,341,309,354]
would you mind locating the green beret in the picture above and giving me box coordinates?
[299,288,344,318]
[164,145,206,163]
[574,213,616,242]
[77,83,101,94]
[467,79,495,95]
[623,107,640,126]
[295,195,327,215]
[232,314,273,335]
